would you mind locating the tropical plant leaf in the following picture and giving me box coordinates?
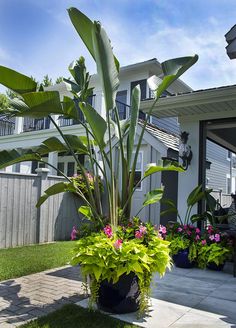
[147,55,198,99]
[67,7,96,60]
[80,102,107,149]
[36,182,75,207]
[0,149,42,170]
[92,21,119,111]
[68,8,120,73]
[143,188,164,207]
[187,185,204,207]
[21,91,62,117]
[0,65,37,95]
[127,85,140,166]
[79,205,93,220]
[144,160,184,177]
[63,78,80,94]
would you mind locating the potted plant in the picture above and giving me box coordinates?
[160,185,211,268]
[0,7,198,315]
[160,222,200,268]
[197,225,233,271]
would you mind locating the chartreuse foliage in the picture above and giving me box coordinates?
[71,230,171,314]
[197,243,231,268]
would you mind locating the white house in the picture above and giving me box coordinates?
[0,58,235,223]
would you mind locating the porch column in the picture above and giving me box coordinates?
[95,90,106,119]
[48,152,58,175]
[14,117,23,134]
[177,119,200,221]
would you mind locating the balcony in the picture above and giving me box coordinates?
[0,116,15,136]
[23,117,50,132]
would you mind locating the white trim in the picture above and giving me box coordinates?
[133,150,143,192]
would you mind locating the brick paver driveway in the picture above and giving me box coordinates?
[0,265,85,327]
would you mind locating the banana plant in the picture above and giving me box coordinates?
[0,7,198,227]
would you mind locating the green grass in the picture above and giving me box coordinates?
[21,304,139,328]
[0,241,76,281]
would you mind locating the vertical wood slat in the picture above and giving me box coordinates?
[0,172,82,248]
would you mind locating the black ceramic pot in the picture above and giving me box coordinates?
[97,272,140,314]
[207,262,225,271]
[172,248,194,268]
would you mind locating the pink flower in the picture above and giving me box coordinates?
[202,239,207,245]
[183,225,188,230]
[196,228,201,234]
[195,235,200,241]
[113,239,123,249]
[139,225,147,235]
[209,235,215,241]
[177,227,183,232]
[159,225,167,235]
[187,230,192,236]
[135,230,143,239]
[207,225,213,234]
[70,226,77,240]
[215,234,220,242]
[104,225,113,238]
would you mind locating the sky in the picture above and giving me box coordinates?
[1,0,236,92]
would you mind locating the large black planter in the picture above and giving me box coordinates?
[172,248,194,268]
[97,272,140,314]
[207,262,225,271]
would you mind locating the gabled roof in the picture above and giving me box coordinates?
[139,120,179,152]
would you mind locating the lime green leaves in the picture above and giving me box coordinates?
[143,188,164,207]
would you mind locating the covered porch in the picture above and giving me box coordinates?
[141,85,236,219]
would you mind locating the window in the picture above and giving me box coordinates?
[57,162,65,176]
[227,150,231,160]
[130,80,147,120]
[116,90,128,119]
[67,162,75,177]
[131,152,143,190]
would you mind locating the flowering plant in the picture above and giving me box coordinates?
[71,218,171,314]
[70,172,103,199]
[197,225,233,268]
[161,222,201,263]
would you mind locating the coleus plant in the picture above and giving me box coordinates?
[0,8,198,227]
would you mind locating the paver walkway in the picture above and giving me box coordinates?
[0,265,84,327]
[0,264,236,327]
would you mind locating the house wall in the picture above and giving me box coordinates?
[0,171,82,248]
[206,139,232,193]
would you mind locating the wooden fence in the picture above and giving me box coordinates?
[0,169,82,249]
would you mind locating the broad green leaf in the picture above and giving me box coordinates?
[144,160,184,177]
[92,21,119,111]
[143,188,164,207]
[67,8,120,73]
[93,265,102,281]
[187,185,205,207]
[127,85,140,166]
[41,135,88,154]
[36,182,74,207]
[79,205,93,220]
[0,149,42,170]
[64,135,88,154]
[110,119,130,140]
[63,78,80,94]
[67,7,96,60]
[80,102,107,149]
[0,65,37,95]
[21,91,62,117]
[147,55,198,99]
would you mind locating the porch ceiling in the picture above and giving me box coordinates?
[140,85,236,119]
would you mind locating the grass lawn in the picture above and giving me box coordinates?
[21,304,139,328]
[0,241,76,281]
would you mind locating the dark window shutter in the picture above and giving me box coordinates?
[130,79,147,100]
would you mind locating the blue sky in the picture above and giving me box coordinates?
[1,0,236,91]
